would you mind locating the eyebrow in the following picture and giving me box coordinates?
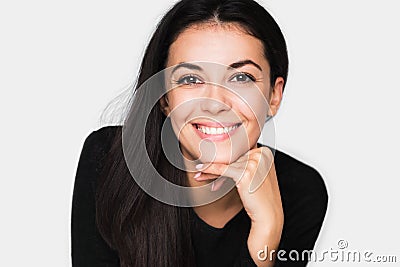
[171,62,203,75]
[229,60,262,71]
[170,59,262,76]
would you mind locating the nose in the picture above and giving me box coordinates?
[199,83,231,114]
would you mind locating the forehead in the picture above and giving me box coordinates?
[166,23,269,69]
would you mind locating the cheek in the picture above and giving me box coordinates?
[234,90,268,125]
[167,92,196,132]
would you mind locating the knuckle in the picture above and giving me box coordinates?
[247,160,258,169]
[212,163,225,174]
[243,169,251,179]
[210,164,220,172]
[261,146,274,158]
[252,151,263,160]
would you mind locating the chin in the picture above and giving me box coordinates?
[197,146,242,164]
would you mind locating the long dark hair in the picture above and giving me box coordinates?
[95,0,289,266]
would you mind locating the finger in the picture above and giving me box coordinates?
[211,177,227,191]
[197,162,247,184]
[234,150,253,163]
[234,148,263,163]
[235,149,271,172]
[248,153,274,193]
[194,172,220,181]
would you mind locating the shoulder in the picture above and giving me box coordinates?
[72,125,123,210]
[258,144,329,214]
[277,148,328,211]
[274,149,329,233]
[80,125,122,161]
[275,149,328,200]
[75,125,122,184]
[83,125,121,152]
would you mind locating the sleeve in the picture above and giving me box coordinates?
[71,129,120,267]
[274,168,328,267]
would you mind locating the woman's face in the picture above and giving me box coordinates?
[161,23,283,165]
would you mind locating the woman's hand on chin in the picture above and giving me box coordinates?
[194,146,283,266]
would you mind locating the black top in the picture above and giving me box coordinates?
[71,126,328,267]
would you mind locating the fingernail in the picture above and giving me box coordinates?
[193,172,201,179]
[195,164,203,169]
[211,177,226,192]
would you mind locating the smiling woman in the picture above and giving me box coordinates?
[71,0,328,267]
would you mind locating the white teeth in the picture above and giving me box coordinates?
[195,124,240,135]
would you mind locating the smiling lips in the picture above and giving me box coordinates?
[191,121,242,141]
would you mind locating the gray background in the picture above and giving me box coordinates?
[0,0,399,266]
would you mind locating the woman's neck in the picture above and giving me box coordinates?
[186,170,244,228]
